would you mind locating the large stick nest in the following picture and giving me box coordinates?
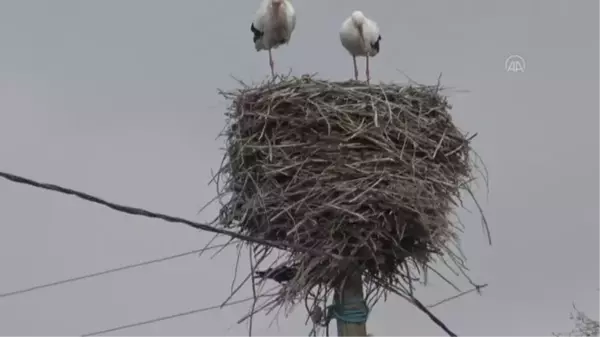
[213,75,487,322]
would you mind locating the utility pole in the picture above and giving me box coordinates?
[334,272,368,336]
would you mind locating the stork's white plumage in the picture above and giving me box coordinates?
[250,0,296,77]
[339,10,381,83]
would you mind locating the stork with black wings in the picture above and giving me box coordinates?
[250,0,296,78]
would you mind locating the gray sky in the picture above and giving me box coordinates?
[0,0,598,335]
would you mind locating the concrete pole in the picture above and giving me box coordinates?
[334,272,367,337]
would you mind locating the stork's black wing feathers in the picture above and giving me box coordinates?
[250,23,263,43]
[254,266,297,284]
[371,35,382,53]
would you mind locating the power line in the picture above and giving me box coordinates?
[0,243,229,299]
[0,171,459,336]
[0,171,332,258]
[427,283,488,309]
[81,293,276,336]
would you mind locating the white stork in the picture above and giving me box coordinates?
[339,10,381,83]
[250,0,296,78]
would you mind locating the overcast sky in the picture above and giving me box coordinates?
[0,0,598,336]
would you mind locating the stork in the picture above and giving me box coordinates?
[250,0,296,78]
[339,10,381,83]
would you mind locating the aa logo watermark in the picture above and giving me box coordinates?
[505,54,526,73]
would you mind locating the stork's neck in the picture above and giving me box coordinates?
[271,2,285,25]
[270,1,285,18]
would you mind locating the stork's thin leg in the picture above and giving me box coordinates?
[268,49,275,78]
[353,56,359,81]
[366,55,371,85]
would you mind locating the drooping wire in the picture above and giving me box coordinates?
[0,170,336,259]
[0,243,230,299]
[427,283,488,308]
[0,170,460,337]
[81,292,277,336]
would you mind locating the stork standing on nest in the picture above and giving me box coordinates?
[339,10,381,83]
[250,0,296,78]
